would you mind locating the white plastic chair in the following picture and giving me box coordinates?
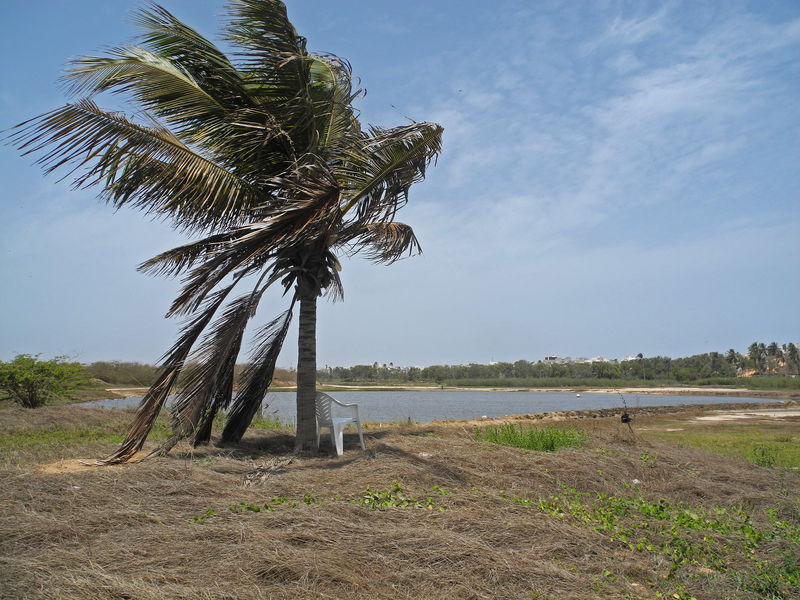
[315,391,365,456]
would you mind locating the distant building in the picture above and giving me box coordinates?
[543,356,572,365]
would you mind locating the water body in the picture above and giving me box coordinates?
[83,390,776,425]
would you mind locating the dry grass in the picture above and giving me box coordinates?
[1,402,798,599]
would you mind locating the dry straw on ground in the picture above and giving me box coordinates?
[1,402,798,599]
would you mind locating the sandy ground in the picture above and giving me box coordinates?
[695,408,800,421]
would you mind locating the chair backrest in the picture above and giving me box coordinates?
[315,392,333,426]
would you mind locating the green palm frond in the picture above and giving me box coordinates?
[9,99,265,232]
[225,0,308,73]
[338,122,443,223]
[132,3,247,100]
[63,47,227,124]
[308,55,364,157]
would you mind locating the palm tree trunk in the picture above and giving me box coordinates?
[295,291,318,451]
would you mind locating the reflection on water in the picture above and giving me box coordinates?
[82,390,773,425]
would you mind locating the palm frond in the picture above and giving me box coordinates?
[166,244,265,317]
[170,285,267,445]
[132,3,248,103]
[307,55,364,157]
[225,0,308,75]
[99,280,239,464]
[220,300,295,443]
[62,47,227,125]
[226,1,344,157]
[338,122,443,223]
[138,231,247,278]
[340,221,421,264]
[8,99,265,232]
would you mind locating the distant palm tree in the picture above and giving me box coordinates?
[748,342,760,371]
[787,343,800,375]
[10,0,442,462]
[767,342,778,359]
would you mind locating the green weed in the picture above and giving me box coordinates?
[751,445,778,467]
[640,450,658,468]
[474,423,585,452]
[248,413,284,429]
[649,425,800,469]
[534,484,800,597]
[359,482,441,510]
[192,508,215,524]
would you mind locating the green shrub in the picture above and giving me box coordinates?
[0,354,87,408]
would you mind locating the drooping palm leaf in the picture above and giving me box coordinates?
[221,301,295,443]
[98,279,240,464]
[137,230,250,278]
[169,284,267,445]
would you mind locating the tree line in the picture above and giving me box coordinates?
[316,341,800,385]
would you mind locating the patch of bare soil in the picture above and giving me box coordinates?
[0,402,798,599]
[693,408,800,421]
[37,452,150,474]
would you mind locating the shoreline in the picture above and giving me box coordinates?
[315,384,800,400]
[103,385,800,401]
[441,398,800,427]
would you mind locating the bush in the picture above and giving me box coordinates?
[0,354,87,408]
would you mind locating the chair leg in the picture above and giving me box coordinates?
[356,422,365,451]
[332,424,343,456]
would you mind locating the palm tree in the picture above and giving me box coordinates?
[9,0,442,462]
[748,342,761,372]
[767,341,778,359]
[787,343,800,376]
[725,348,736,365]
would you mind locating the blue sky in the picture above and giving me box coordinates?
[1,0,798,367]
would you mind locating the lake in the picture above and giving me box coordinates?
[83,390,776,424]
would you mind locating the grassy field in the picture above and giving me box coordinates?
[1,402,798,599]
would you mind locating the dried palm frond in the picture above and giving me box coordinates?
[99,281,239,464]
[340,221,421,264]
[221,302,295,444]
[170,284,268,446]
